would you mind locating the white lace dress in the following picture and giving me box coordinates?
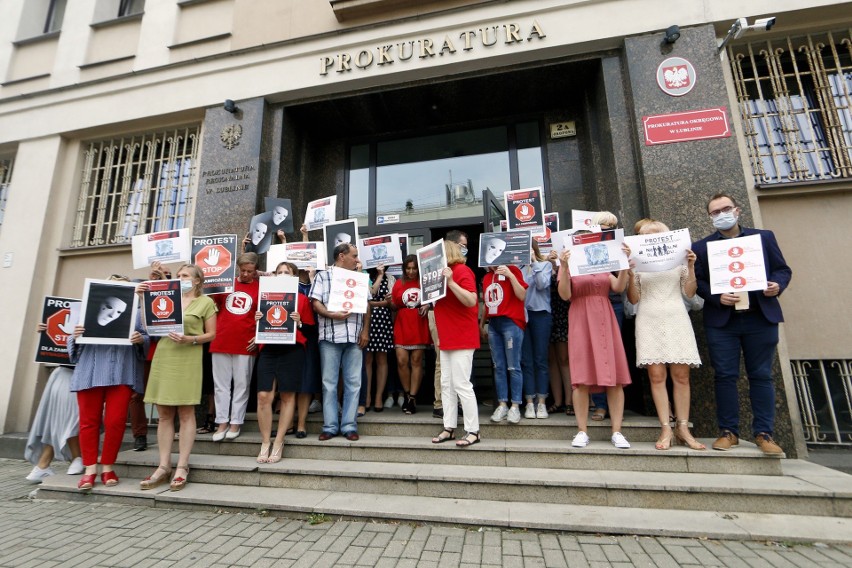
[634,266,701,367]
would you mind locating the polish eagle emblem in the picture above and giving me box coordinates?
[664,65,690,89]
[220,124,242,150]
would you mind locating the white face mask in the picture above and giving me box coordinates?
[712,211,738,231]
[180,280,194,293]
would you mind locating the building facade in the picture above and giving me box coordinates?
[2,0,851,455]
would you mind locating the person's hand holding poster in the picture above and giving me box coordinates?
[504,187,546,237]
[624,228,691,273]
[359,234,403,269]
[568,229,629,275]
[264,197,294,233]
[706,234,767,294]
[255,275,299,344]
[35,296,80,364]
[305,196,337,231]
[192,234,237,295]
[417,239,447,304]
[77,279,139,345]
[132,229,190,269]
[479,231,532,267]
[142,280,184,336]
[327,267,369,313]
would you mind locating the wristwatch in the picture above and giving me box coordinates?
[192,336,198,345]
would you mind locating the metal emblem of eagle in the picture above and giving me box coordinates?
[220,124,242,150]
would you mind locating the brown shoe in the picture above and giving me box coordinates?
[755,433,784,456]
[712,430,739,451]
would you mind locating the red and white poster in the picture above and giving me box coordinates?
[643,107,731,146]
[706,234,767,294]
[35,296,80,364]
[132,229,191,269]
[142,280,184,336]
[192,234,238,295]
[305,196,337,231]
[255,275,299,345]
[327,267,369,314]
[534,212,560,253]
[504,187,545,237]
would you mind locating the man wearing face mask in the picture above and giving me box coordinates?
[693,193,792,456]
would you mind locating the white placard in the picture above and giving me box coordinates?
[549,228,582,254]
[624,228,691,273]
[131,228,191,269]
[571,209,598,230]
[327,267,369,314]
[706,234,767,294]
[359,234,403,269]
[267,242,326,271]
[305,196,337,231]
[569,229,629,276]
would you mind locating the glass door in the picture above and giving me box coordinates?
[482,188,506,233]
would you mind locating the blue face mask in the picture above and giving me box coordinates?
[180,280,194,293]
[459,246,468,257]
[712,211,738,231]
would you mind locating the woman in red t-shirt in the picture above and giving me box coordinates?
[430,240,482,447]
[390,255,431,414]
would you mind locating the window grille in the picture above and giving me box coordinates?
[71,126,199,248]
[0,156,13,227]
[791,359,852,446]
[728,30,852,185]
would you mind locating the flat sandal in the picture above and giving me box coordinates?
[456,431,480,448]
[431,428,455,444]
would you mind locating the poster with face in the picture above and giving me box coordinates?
[77,279,139,345]
[323,218,359,269]
[255,275,299,345]
[142,280,184,336]
[417,239,447,304]
[305,196,337,231]
[359,234,403,270]
[327,267,369,313]
[624,228,691,273]
[131,229,191,269]
[35,296,80,364]
[504,187,546,237]
[245,212,275,255]
[534,212,560,254]
[706,234,767,295]
[192,234,238,295]
[264,197,295,233]
[568,229,629,276]
[478,231,532,267]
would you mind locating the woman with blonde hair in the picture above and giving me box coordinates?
[626,220,704,450]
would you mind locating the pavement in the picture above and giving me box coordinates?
[2,458,851,567]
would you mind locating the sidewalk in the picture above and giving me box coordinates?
[3,458,851,567]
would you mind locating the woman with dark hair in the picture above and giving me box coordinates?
[390,255,431,414]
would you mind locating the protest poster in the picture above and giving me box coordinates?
[142,280,183,336]
[571,209,598,230]
[359,234,403,269]
[568,229,629,276]
[706,234,767,295]
[534,212,560,253]
[305,196,337,231]
[387,234,408,277]
[35,296,79,364]
[323,218,359,268]
[255,275,299,344]
[267,242,325,271]
[478,231,532,267]
[624,228,691,273]
[264,197,294,233]
[245,212,275,255]
[77,279,139,345]
[504,187,546,237]
[327,267,370,313]
[192,234,237,295]
[131,229,190,269]
[417,239,448,304]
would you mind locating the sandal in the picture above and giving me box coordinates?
[565,405,575,416]
[196,414,216,435]
[267,443,284,464]
[256,443,271,463]
[170,465,189,491]
[456,431,481,447]
[655,423,674,451]
[675,419,707,450]
[547,404,565,414]
[591,408,607,421]
[140,466,172,490]
[431,428,455,444]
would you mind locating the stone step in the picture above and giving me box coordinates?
[34,465,852,543]
[164,432,784,475]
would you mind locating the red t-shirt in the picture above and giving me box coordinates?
[294,293,316,346]
[482,265,528,330]
[391,279,431,346]
[210,279,260,354]
[434,263,480,350]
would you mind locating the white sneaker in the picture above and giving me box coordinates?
[308,400,322,414]
[611,432,631,449]
[524,402,536,419]
[67,457,84,475]
[25,466,55,484]
[397,395,405,408]
[384,395,394,408]
[490,405,508,422]
[507,406,521,424]
[536,403,549,419]
[572,431,590,448]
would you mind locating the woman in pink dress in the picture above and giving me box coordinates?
[558,244,632,449]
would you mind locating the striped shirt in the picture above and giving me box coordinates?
[67,315,149,394]
[310,268,364,344]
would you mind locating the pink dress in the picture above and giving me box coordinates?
[567,273,631,391]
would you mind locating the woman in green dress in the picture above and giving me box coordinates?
[141,264,217,491]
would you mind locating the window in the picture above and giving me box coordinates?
[71,127,199,248]
[118,0,145,17]
[44,0,67,33]
[0,156,13,228]
[729,30,852,184]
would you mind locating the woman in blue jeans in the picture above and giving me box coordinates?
[521,240,553,419]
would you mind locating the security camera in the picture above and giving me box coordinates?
[751,17,776,31]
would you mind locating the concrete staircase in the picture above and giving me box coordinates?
[35,408,852,543]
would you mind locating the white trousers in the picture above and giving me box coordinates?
[212,353,253,425]
[440,349,479,434]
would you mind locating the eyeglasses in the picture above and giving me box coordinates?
[709,205,735,217]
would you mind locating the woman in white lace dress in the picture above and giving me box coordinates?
[626,221,704,450]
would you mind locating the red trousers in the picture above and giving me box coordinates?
[76,385,133,467]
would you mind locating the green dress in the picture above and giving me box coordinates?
[145,295,217,406]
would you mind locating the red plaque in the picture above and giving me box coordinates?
[643,107,731,146]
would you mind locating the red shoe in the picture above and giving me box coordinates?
[77,473,96,491]
[101,471,119,487]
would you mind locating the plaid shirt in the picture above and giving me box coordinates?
[309,268,364,344]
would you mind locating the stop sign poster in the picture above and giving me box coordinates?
[192,234,237,295]
[142,280,184,336]
[534,212,560,253]
[706,234,767,295]
[35,296,80,364]
[255,275,299,345]
[504,187,546,237]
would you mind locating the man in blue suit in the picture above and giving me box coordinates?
[693,193,792,455]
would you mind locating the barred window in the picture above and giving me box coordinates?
[729,30,852,185]
[0,156,13,227]
[71,126,199,248]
